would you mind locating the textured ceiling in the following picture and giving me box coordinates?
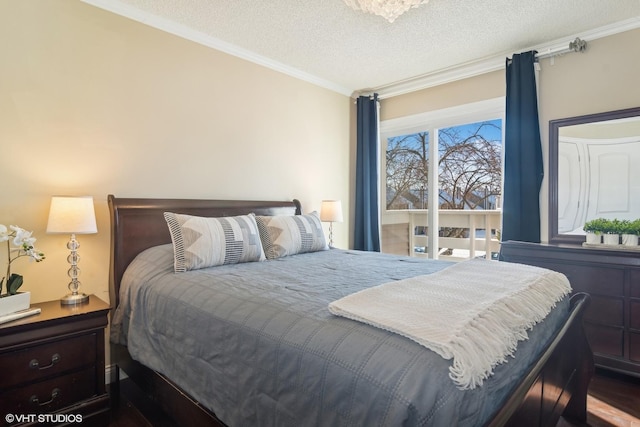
[84,0,640,96]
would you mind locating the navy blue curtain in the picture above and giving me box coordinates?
[354,94,381,251]
[502,51,543,243]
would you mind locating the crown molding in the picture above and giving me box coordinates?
[81,0,353,97]
[82,0,639,100]
[370,16,640,99]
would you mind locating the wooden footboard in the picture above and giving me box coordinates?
[486,292,593,426]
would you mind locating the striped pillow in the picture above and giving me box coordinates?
[256,212,328,260]
[164,212,265,272]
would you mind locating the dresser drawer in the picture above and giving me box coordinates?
[584,322,623,357]
[631,269,640,298]
[584,295,623,327]
[0,334,97,389]
[630,333,640,363]
[631,300,640,331]
[562,265,624,297]
[511,259,625,297]
[0,367,96,416]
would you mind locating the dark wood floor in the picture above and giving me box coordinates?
[558,369,640,427]
[109,379,176,427]
[109,369,640,426]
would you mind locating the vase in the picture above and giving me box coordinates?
[585,232,601,245]
[622,234,639,246]
[0,291,31,317]
[602,234,620,245]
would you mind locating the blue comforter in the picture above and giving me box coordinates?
[111,246,569,427]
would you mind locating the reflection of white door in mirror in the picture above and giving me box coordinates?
[558,135,640,234]
[550,107,640,244]
[558,141,584,233]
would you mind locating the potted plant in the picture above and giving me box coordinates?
[0,224,45,317]
[621,219,640,246]
[602,218,621,245]
[583,218,607,244]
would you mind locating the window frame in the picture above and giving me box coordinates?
[379,97,505,258]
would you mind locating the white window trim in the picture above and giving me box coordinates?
[379,97,505,258]
[380,97,505,136]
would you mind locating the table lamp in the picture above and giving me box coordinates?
[46,196,97,305]
[320,200,343,247]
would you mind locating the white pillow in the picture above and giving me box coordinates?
[164,212,265,272]
[255,212,328,260]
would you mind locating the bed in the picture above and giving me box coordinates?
[107,195,594,426]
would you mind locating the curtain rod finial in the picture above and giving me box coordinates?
[569,37,587,53]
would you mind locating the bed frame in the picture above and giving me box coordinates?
[107,194,594,427]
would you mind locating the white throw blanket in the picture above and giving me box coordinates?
[328,259,571,390]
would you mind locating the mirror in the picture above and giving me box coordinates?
[549,106,640,244]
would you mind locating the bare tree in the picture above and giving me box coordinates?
[437,122,501,252]
[386,123,501,210]
[386,132,429,209]
[438,122,501,210]
[385,121,502,254]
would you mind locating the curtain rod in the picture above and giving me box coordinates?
[536,37,587,60]
[358,37,588,99]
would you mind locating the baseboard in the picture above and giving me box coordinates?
[105,363,128,384]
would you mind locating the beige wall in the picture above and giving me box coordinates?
[380,28,640,243]
[537,28,640,241]
[2,1,638,305]
[381,70,505,121]
[0,1,351,305]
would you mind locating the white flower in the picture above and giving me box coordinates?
[1,223,46,295]
[10,225,36,248]
[26,247,45,262]
[0,224,9,242]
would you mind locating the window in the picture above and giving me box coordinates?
[386,131,430,210]
[438,120,502,210]
[380,98,504,260]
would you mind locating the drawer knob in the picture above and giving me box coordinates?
[29,388,60,407]
[29,353,61,370]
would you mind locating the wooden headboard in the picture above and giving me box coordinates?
[107,195,302,308]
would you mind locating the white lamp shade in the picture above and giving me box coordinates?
[320,200,343,223]
[46,196,98,234]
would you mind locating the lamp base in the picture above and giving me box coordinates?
[60,293,89,305]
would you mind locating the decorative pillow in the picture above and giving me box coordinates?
[256,212,328,260]
[164,212,265,272]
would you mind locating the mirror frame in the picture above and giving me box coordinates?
[549,106,640,244]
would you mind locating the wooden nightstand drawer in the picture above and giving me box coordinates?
[0,333,97,389]
[0,367,96,416]
[0,296,110,426]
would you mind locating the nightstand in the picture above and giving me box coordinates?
[0,296,110,426]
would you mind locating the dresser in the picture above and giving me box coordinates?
[0,296,110,426]
[500,241,640,377]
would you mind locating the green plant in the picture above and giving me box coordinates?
[583,218,609,234]
[607,219,624,235]
[630,219,640,236]
[0,224,45,296]
[585,218,631,235]
[618,219,634,235]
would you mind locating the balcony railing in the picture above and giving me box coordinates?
[381,209,502,261]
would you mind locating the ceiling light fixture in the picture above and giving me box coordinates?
[343,0,429,23]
